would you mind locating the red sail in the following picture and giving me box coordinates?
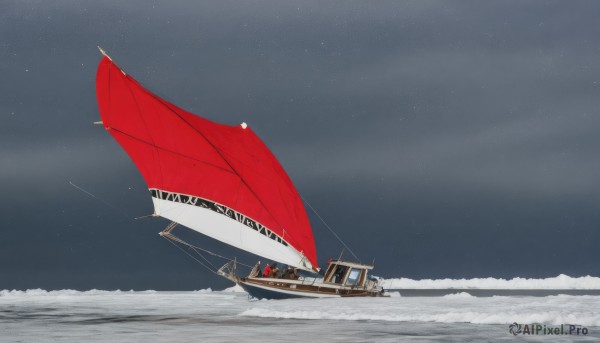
[96,56,317,269]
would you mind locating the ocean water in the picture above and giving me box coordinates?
[2,277,600,342]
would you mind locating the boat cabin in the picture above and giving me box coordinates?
[323,260,374,288]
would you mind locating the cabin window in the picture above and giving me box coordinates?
[334,265,346,284]
[346,268,361,286]
[324,264,336,283]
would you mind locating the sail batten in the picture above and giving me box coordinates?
[96,56,318,270]
[109,127,237,175]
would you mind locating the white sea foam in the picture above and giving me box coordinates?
[222,284,246,293]
[380,274,600,289]
[240,295,600,326]
[442,292,474,298]
[192,288,213,293]
[0,289,118,297]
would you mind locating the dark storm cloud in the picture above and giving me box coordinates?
[2,0,600,290]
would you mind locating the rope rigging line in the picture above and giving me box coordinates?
[190,245,219,271]
[300,195,362,263]
[161,235,219,275]
[68,181,134,220]
[162,224,253,268]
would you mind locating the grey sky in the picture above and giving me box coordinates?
[2,1,600,290]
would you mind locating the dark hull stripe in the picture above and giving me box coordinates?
[239,282,309,300]
[238,278,384,300]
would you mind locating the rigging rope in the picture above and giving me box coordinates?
[301,195,362,263]
[68,181,134,220]
[162,235,219,275]
[162,225,254,269]
[190,246,219,271]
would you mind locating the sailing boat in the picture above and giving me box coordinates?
[95,49,385,299]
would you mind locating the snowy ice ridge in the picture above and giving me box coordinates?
[380,274,600,289]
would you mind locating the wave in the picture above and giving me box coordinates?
[240,295,600,326]
[380,274,600,289]
[240,307,600,326]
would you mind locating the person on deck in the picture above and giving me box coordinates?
[282,267,298,280]
[270,263,280,278]
[263,263,272,277]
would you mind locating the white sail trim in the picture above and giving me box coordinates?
[152,197,314,271]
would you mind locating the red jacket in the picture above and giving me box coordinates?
[263,265,272,277]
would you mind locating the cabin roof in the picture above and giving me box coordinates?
[329,260,374,270]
